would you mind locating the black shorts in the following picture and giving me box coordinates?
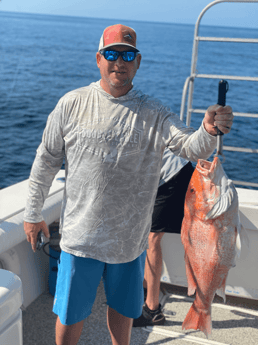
[151,162,194,234]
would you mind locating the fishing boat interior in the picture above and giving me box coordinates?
[1,1,258,344]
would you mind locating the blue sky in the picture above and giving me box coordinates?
[1,0,258,28]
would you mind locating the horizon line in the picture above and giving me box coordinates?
[1,9,257,30]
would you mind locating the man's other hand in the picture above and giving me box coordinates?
[24,220,50,252]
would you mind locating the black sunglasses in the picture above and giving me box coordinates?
[100,50,139,62]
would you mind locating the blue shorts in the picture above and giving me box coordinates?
[52,250,146,325]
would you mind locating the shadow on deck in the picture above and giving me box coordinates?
[23,282,258,345]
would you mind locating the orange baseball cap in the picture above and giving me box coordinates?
[98,24,139,52]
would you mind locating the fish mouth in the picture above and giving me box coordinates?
[197,158,219,177]
[199,160,212,170]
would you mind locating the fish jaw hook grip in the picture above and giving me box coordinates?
[214,80,229,162]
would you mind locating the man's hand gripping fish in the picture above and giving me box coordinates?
[181,157,243,338]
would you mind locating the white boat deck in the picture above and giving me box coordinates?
[1,170,256,344]
[22,281,258,345]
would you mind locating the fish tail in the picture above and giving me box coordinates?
[182,303,212,338]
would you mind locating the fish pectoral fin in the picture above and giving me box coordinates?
[185,254,197,296]
[206,184,237,220]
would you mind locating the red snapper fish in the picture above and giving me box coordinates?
[181,157,242,338]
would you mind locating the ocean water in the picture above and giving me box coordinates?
[0,11,258,189]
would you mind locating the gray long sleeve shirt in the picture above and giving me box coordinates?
[24,81,217,263]
[159,148,189,187]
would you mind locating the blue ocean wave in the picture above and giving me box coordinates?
[0,11,257,189]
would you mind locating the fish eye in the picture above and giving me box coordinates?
[190,188,195,193]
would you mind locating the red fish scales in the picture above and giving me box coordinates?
[181,157,241,338]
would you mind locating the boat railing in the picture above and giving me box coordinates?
[180,0,258,188]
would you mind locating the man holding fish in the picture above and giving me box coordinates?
[23,24,233,345]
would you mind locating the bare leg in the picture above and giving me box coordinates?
[107,306,133,345]
[144,232,165,310]
[55,316,84,345]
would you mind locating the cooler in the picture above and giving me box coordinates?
[0,269,23,345]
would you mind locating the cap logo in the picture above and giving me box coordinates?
[124,33,133,43]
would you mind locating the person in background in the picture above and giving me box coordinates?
[23,24,233,345]
[133,149,194,327]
